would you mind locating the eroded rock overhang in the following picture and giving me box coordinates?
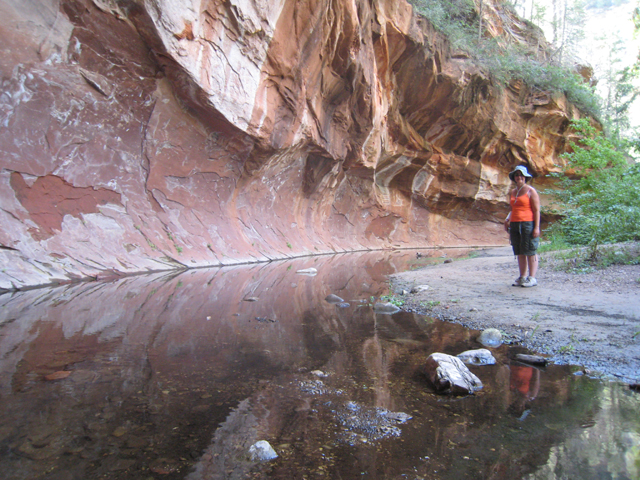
[0,0,580,290]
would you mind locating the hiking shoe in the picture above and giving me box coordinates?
[512,276,525,286]
[521,276,538,287]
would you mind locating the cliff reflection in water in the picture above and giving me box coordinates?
[0,251,638,480]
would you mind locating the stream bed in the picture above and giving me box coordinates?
[0,250,638,479]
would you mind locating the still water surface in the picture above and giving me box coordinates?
[0,251,638,479]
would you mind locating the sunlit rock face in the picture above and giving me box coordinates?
[0,0,580,290]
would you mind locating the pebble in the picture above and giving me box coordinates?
[249,440,278,461]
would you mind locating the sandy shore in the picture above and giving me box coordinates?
[390,245,640,383]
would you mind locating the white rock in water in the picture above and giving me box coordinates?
[478,328,503,347]
[249,440,278,462]
[457,348,496,365]
[296,267,317,276]
[424,353,483,395]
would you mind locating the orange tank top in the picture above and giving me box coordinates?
[510,188,534,222]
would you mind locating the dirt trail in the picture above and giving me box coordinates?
[390,246,640,383]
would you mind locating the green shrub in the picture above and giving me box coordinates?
[545,119,640,258]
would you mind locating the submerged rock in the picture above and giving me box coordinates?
[457,349,496,366]
[425,353,483,395]
[325,294,344,304]
[248,441,278,462]
[298,379,331,395]
[335,401,412,445]
[478,328,503,348]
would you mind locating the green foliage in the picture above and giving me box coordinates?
[545,119,640,258]
[594,246,640,268]
[407,0,600,117]
[380,294,405,307]
[538,231,573,253]
[409,0,478,47]
[420,300,441,309]
[559,343,575,354]
[601,47,640,140]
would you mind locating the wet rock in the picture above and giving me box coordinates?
[17,440,57,460]
[478,328,503,347]
[325,294,344,304]
[373,302,401,314]
[424,353,483,395]
[248,440,278,462]
[513,354,548,366]
[410,285,430,294]
[457,348,496,366]
[296,268,318,276]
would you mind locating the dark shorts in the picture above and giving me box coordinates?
[510,221,539,256]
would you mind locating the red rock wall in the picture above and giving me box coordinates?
[0,0,578,290]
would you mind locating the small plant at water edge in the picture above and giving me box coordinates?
[380,295,405,307]
[559,344,575,354]
[421,300,441,310]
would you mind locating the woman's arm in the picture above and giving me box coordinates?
[504,189,513,232]
[504,212,511,232]
[530,188,541,238]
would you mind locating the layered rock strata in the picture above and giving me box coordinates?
[0,0,580,290]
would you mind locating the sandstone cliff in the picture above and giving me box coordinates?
[0,0,580,291]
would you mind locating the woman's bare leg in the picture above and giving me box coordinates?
[517,255,528,278]
[527,254,538,278]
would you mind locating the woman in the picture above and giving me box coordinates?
[504,165,540,287]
